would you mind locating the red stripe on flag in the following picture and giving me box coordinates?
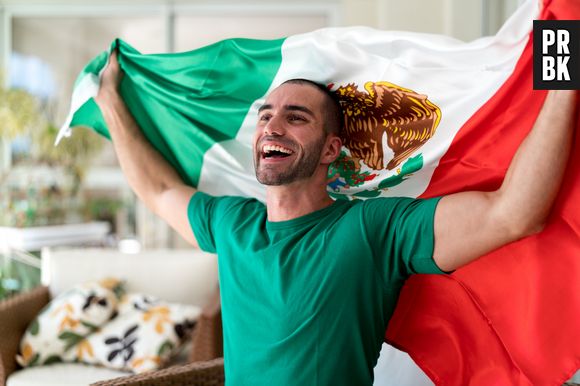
[386,0,580,384]
[419,47,546,198]
[387,275,534,386]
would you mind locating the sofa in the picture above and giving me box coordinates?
[0,247,224,386]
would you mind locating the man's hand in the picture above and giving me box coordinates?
[94,49,199,248]
[433,90,577,272]
[95,50,123,110]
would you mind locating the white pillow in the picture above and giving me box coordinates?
[70,293,200,373]
[17,278,123,367]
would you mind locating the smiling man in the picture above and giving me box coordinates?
[95,50,577,385]
[255,82,337,187]
[252,79,343,221]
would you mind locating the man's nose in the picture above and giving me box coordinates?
[263,115,284,136]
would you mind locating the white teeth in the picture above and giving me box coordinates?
[262,144,293,154]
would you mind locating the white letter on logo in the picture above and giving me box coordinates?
[543,30,556,54]
[557,30,570,55]
[543,56,556,81]
[557,56,570,80]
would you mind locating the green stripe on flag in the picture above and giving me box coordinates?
[68,37,284,187]
[69,98,109,138]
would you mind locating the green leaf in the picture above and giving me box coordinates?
[112,282,126,300]
[80,320,99,331]
[28,353,40,367]
[43,355,62,365]
[58,331,83,341]
[158,340,174,356]
[58,331,84,351]
[353,189,381,198]
[29,319,40,336]
[328,192,350,201]
[378,154,423,189]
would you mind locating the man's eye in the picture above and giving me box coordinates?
[259,114,271,122]
[288,115,306,122]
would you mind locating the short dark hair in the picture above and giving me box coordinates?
[281,78,343,136]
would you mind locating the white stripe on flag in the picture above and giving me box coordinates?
[56,72,101,145]
[57,53,111,146]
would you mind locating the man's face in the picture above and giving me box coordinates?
[253,83,328,186]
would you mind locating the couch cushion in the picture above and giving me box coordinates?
[17,278,124,368]
[6,363,130,386]
[68,292,200,373]
[18,279,200,374]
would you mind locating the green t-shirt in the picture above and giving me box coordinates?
[188,192,444,386]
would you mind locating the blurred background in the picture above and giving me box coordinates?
[0,0,523,296]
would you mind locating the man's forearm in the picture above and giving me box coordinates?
[494,90,577,236]
[93,51,198,247]
[433,90,577,272]
[97,89,187,213]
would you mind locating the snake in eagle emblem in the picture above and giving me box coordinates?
[334,81,441,171]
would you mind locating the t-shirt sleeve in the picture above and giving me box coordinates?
[362,196,445,277]
[187,192,248,253]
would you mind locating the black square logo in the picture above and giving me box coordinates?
[533,20,580,90]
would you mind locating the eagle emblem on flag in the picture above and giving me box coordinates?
[334,81,441,171]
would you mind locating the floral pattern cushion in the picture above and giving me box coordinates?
[17,278,123,367]
[69,293,200,373]
[17,279,201,373]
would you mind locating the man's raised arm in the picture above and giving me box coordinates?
[94,51,198,247]
[433,90,577,272]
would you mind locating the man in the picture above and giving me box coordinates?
[95,50,577,385]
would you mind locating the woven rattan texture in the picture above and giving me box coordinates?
[91,358,224,386]
[0,286,50,385]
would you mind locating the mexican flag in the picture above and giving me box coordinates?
[59,0,580,384]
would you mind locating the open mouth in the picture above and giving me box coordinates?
[261,144,294,159]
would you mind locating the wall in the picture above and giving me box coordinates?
[342,0,521,40]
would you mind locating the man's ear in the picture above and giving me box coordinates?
[321,135,342,164]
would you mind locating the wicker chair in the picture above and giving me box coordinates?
[0,286,224,386]
[0,286,50,386]
[91,358,224,386]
